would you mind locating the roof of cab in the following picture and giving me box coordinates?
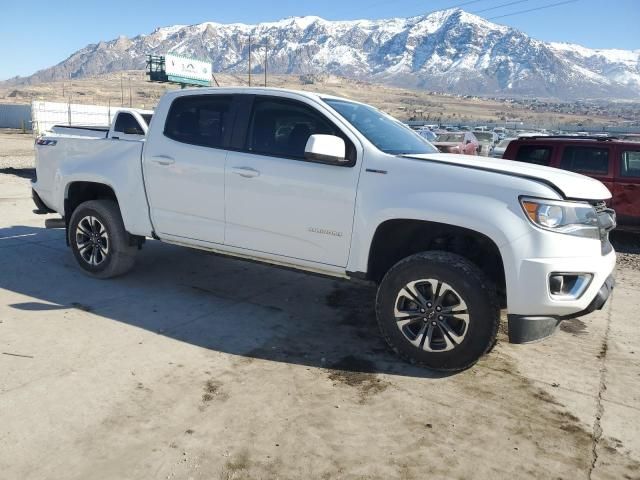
[161,86,361,105]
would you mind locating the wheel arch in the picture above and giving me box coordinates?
[365,218,507,305]
[64,181,119,223]
[63,182,143,248]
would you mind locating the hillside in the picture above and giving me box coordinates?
[0,71,624,127]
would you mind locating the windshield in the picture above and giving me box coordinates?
[323,98,437,155]
[436,133,464,143]
[474,132,494,142]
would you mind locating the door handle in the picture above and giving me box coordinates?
[150,155,175,166]
[231,167,260,178]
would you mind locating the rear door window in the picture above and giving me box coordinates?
[164,95,232,148]
[114,112,144,135]
[560,146,610,175]
[621,150,640,178]
[515,145,552,166]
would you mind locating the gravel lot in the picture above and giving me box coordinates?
[0,130,35,171]
[1,129,639,479]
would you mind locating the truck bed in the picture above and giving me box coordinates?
[48,125,109,139]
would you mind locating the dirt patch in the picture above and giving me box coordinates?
[327,355,390,403]
[461,352,640,475]
[597,340,608,360]
[560,319,588,336]
[201,379,226,405]
[532,388,564,407]
[222,449,251,479]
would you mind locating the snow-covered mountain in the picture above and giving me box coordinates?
[8,9,640,99]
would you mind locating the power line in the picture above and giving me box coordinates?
[488,0,579,19]
[345,0,486,17]
[446,0,487,9]
[473,0,530,14]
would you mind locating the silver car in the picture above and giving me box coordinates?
[489,137,516,158]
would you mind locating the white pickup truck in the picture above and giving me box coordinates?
[41,108,153,140]
[32,87,616,371]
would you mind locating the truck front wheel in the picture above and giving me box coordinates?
[375,251,500,372]
[68,200,137,279]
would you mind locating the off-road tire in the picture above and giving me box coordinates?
[68,200,137,279]
[376,251,500,372]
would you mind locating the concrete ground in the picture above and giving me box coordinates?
[1,159,639,479]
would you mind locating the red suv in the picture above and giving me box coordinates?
[503,136,640,230]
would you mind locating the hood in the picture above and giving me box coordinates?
[404,153,611,201]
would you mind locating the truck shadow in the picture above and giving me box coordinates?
[0,224,448,379]
[0,167,35,180]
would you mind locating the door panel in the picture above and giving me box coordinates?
[224,96,360,267]
[612,149,640,227]
[225,151,359,266]
[143,95,233,244]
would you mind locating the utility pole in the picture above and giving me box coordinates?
[264,39,268,87]
[248,35,252,87]
[120,75,124,106]
[128,76,132,107]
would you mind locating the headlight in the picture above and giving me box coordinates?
[520,197,599,239]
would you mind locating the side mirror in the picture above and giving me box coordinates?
[304,134,347,164]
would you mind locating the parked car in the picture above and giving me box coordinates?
[433,131,479,155]
[474,131,499,156]
[416,127,437,142]
[44,109,152,140]
[620,134,640,143]
[503,136,639,230]
[489,137,516,158]
[32,88,616,371]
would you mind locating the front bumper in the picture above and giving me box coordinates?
[508,274,615,343]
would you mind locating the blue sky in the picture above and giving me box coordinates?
[1,0,638,80]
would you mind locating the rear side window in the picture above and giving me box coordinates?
[621,150,640,178]
[246,97,342,160]
[560,147,609,175]
[164,95,232,148]
[114,113,144,135]
[515,145,552,166]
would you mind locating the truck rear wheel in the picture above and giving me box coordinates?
[375,251,499,372]
[68,200,137,279]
